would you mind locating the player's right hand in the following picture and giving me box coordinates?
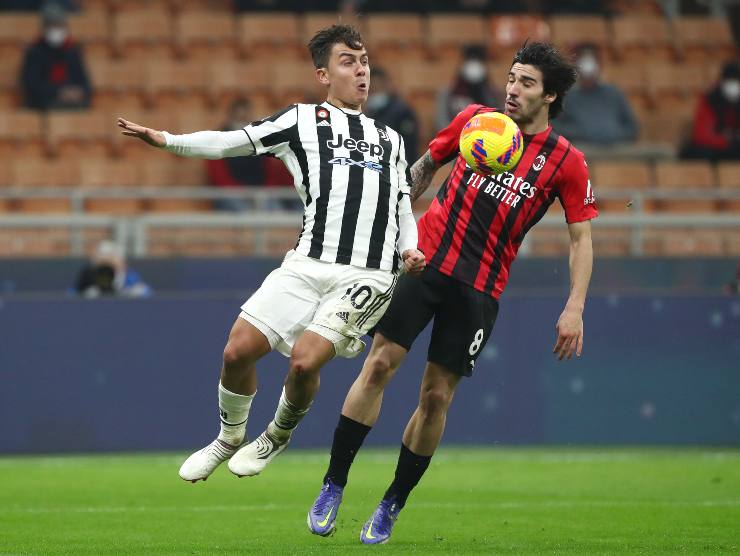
[117,118,166,147]
[402,249,426,276]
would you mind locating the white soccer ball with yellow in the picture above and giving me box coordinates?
[459,112,523,176]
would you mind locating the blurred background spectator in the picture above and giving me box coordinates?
[19,2,91,110]
[365,67,419,161]
[436,44,503,129]
[74,240,151,298]
[552,44,638,146]
[681,61,740,161]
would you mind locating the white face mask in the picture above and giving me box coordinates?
[461,60,486,84]
[366,92,390,112]
[45,27,67,47]
[577,55,599,80]
[721,79,740,102]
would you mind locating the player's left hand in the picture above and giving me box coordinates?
[553,308,583,361]
[402,249,426,275]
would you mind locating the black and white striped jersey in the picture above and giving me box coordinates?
[164,101,414,272]
[244,102,412,271]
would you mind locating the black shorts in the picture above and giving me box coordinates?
[375,266,499,377]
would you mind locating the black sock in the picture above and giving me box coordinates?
[323,414,371,487]
[383,443,432,508]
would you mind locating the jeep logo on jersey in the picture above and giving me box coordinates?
[327,134,384,158]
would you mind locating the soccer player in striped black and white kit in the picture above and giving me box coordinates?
[117,25,425,482]
[308,42,599,543]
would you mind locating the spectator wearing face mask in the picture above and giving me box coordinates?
[551,45,638,146]
[365,67,419,161]
[682,62,740,161]
[20,2,91,110]
[436,44,503,129]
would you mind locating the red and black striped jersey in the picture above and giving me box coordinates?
[417,104,598,299]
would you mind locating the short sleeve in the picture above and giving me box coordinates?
[557,149,598,223]
[428,104,494,165]
[243,104,299,157]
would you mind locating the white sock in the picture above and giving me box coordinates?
[267,387,310,443]
[217,383,254,446]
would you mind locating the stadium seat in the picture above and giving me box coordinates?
[646,229,726,256]
[674,16,736,62]
[112,8,175,59]
[591,226,632,256]
[79,158,144,214]
[68,9,112,59]
[206,59,275,108]
[0,49,23,108]
[46,110,113,158]
[601,62,649,109]
[11,158,80,213]
[301,12,357,47]
[140,157,206,187]
[272,60,323,106]
[590,161,654,213]
[487,15,550,62]
[549,15,610,55]
[394,59,458,102]
[0,229,72,256]
[237,13,301,59]
[654,161,717,213]
[716,162,740,212]
[610,15,675,63]
[173,11,237,60]
[427,15,486,60]
[0,110,44,155]
[88,57,148,110]
[0,13,39,50]
[144,59,210,110]
[639,108,693,147]
[646,62,706,107]
[365,14,426,61]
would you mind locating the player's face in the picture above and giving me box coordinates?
[320,43,370,109]
[504,63,555,126]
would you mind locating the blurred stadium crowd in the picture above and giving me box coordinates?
[0,0,739,258]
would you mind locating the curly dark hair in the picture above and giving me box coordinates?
[308,24,364,69]
[512,42,577,119]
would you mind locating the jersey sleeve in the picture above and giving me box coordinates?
[396,135,411,196]
[242,104,299,157]
[428,104,493,165]
[557,149,598,223]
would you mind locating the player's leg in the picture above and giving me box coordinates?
[178,317,272,482]
[228,330,336,477]
[309,270,439,536]
[360,270,499,544]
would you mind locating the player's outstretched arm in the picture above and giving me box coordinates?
[409,150,442,203]
[117,118,166,147]
[553,220,593,361]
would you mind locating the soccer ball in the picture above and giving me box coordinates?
[459,112,523,175]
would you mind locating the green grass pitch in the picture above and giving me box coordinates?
[1,448,738,555]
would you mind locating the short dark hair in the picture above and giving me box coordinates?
[512,41,577,119]
[308,24,364,69]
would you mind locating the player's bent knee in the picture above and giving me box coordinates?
[419,387,454,418]
[362,354,396,388]
[223,338,259,367]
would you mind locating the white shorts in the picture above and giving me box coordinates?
[240,250,398,358]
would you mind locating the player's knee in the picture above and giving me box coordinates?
[362,353,396,389]
[288,349,321,378]
[223,338,256,367]
[419,386,453,418]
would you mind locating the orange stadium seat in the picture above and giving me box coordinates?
[591,226,632,256]
[590,161,654,213]
[646,229,726,256]
[716,161,740,212]
[11,158,80,212]
[206,59,275,108]
[394,59,458,102]
[237,13,301,59]
[654,161,717,213]
[174,11,237,60]
[0,110,45,159]
[611,15,675,63]
[487,15,551,62]
[365,14,426,61]
[167,0,233,13]
[674,16,736,62]
[271,60,323,106]
[646,62,707,108]
[0,52,23,109]
[68,9,112,59]
[112,8,174,59]
[601,62,649,111]
[0,13,39,52]
[549,15,610,55]
[0,229,73,256]
[79,158,144,214]
[427,15,486,60]
[301,12,357,47]
[640,107,693,146]
[88,57,148,110]
[144,59,210,110]
[46,110,113,158]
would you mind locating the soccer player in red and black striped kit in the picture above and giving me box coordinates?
[308,42,598,543]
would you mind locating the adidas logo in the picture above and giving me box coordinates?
[335,311,349,323]
[317,120,331,127]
